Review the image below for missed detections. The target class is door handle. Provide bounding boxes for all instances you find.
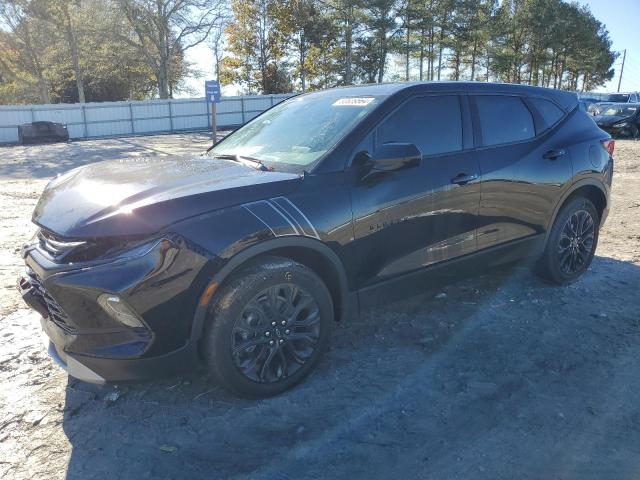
[451,173,478,185]
[543,149,566,160]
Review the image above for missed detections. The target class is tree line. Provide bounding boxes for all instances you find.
[0,0,617,105]
[0,0,225,104]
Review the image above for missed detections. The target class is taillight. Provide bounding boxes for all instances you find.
[601,139,615,156]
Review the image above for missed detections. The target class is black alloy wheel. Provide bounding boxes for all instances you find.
[556,209,596,276]
[231,283,321,383]
[537,196,600,285]
[203,256,332,398]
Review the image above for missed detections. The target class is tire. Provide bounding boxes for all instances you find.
[202,256,333,398]
[630,124,639,140]
[537,196,600,285]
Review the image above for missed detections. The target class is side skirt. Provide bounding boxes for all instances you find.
[357,234,545,310]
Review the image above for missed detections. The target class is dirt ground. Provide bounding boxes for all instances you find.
[0,134,639,480]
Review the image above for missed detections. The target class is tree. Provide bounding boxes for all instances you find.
[323,0,366,86]
[0,0,164,104]
[28,0,90,102]
[116,0,226,98]
[283,0,328,92]
[0,0,620,104]
[221,0,291,94]
[0,0,52,103]
[355,0,401,83]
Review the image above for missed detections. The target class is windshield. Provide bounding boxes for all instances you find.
[209,93,382,168]
[601,106,637,117]
[602,94,630,103]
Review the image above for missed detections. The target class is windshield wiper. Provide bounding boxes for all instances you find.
[209,153,270,171]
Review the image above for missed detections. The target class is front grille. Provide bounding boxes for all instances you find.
[26,268,73,332]
[38,229,86,261]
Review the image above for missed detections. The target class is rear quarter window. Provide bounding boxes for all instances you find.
[475,95,535,146]
[530,97,565,128]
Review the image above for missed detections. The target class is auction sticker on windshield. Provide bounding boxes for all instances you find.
[333,97,375,106]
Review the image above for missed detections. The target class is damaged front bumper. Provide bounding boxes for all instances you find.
[18,236,208,383]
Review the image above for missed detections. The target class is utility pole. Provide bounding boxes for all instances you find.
[617,49,626,93]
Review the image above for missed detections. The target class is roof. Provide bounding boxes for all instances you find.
[598,102,640,107]
[312,81,578,111]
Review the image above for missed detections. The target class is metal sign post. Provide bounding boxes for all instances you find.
[205,80,222,144]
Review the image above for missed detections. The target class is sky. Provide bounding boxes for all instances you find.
[181,0,640,98]
[578,0,640,93]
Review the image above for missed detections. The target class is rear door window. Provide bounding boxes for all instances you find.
[475,95,535,146]
[530,97,565,128]
[377,95,463,156]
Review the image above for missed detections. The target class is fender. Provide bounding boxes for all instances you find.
[545,177,609,241]
[190,236,352,341]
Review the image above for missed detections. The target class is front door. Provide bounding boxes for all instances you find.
[349,94,481,288]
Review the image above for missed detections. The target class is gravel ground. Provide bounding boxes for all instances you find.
[0,134,639,480]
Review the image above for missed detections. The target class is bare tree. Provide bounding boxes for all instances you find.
[117,0,226,98]
[209,6,231,82]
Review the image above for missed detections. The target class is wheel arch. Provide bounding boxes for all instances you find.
[190,237,353,342]
[547,179,608,239]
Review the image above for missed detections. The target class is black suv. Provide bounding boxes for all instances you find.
[19,82,613,397]
[594,103,640,139]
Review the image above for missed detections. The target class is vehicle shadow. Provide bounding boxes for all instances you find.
[60,255,640,479]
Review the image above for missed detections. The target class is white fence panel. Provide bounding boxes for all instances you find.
[87,120,132,138]
[85,105,130,122]
[172,114,208,131]
[0,127,18,143]
[0,93,295,144]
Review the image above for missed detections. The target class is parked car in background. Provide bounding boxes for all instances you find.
[579,92,640,116]
[19,82,614,398]
[581,92,640,103]
[18,121,69,145]
[602,92,640,103]
[587,102,612,116]
[594,104,640,139]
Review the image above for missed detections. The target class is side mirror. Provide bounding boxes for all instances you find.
[371,142,422,172]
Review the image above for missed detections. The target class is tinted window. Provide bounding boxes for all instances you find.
[530,97,565,128]
[378,95,462,156]
[475,95,534,146]
[603,93,629,102]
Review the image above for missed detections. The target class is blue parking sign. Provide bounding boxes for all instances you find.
[205,80,221,103]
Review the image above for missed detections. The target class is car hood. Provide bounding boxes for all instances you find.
[33,156,301,238]
[594,114,629,126]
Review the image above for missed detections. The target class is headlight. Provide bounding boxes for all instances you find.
[613,122,628,128]
[50,234,164,263]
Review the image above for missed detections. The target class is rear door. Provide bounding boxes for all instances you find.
[349,94,481,287]
[471,94,572,249]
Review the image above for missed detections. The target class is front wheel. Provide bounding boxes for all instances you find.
[537,197,600,285]
[202,256,333,398]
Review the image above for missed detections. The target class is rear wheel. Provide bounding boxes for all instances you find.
[202,256,333,398]
[537,197,600,285]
